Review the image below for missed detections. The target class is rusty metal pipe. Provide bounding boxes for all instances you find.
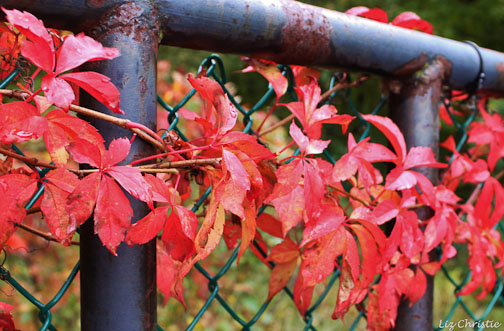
[2,0,504,94]
[78,2,158,330]
[388,59,447,331]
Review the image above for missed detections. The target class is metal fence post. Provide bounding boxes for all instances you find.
[388,58,449,331]
[79,2,158,330]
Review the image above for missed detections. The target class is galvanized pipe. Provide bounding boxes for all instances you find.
[2,0,504,94]
[388,59,447,331]
[78,2,158,330]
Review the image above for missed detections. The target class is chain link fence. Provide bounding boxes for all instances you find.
[0,53,503,330]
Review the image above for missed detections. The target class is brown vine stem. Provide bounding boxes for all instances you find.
[0,89,165,151]
[70,168,179,177]
[138,157,222,169]
[0,146,56,170]
[258,75,369,138]
[331,186,373,208]
[16,223,80,246]
[70,158,221,176]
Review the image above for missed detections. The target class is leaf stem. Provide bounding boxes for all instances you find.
[0,146,56,170]
[137,157,222,169]
[331,186,373,208]
[258,75,368,137]
[16,223,80,246]
[0,89,166,151]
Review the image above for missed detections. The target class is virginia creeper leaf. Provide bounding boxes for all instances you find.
[241,58,288,101]
[94,175,133,255]
[65,172,101,228]
[40,168,80,245]
[55,33,120,75]
[61,71,123,114]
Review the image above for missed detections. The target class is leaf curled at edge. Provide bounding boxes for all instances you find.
[241,57,288,101]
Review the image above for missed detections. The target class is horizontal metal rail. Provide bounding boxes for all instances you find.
[2,0,504,94]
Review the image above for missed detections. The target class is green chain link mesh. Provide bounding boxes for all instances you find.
[0,54,502,330]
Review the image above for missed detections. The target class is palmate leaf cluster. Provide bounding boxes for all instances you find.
[0,6,503,331]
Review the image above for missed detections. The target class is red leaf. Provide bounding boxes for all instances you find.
[219,131,274,160]
[332,133,396,184]
[55,33,120,74]
[194,199,225,261]
[0,301,18,331]
[61,71,123,114]
[237,199,256,263]
[256,213,284,238]
[291,65,320,86]
[144,174,172,203]
[392,12,433,34]
[267,238,299,300]
[268,159,303,200]
[301,227,347,287]
[157,241,184,306]
[213,149,252,219]
[363,114,407,164]
[270,185,304,237]
[367,291,394,330]
[222,149,250,192]
[241,58,288,101]
[3,8,54,72]
[282,79,348,138]
[385,167,417,190]
[161,205,198,262]
[398,211,424,258]
[41,168,80,245]
[293,272,314,315]
[268,237,300,263]
[289,121,329,155]
[345,6,388,23]
[403,146,446,169]
[65,172,101,228]
[0,102,47,144]
[223,219,241,250]
[101,137,130,167]
[474,177,504,229]
[44,109,104,166]
[372,199,399,225]
[349,134,397,163]
[43,121,71,166]
[213,176,247,219]
[66,139,102,168]
[303,160,327,221]
[41,74,75,109]
[126,207,167,246]
[268,258,298,301]
[187,74,237,135]
[301,203,345,246]
[349,223,381,285]
[106,166,153,206]
[405,268,427,304]
[94,175,133,255]
[0,174,37,251]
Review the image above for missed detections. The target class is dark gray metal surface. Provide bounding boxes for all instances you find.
[2,0,504,94]
[78,2,158,330]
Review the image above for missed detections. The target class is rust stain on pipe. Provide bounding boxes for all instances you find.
[277,0,331,64]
